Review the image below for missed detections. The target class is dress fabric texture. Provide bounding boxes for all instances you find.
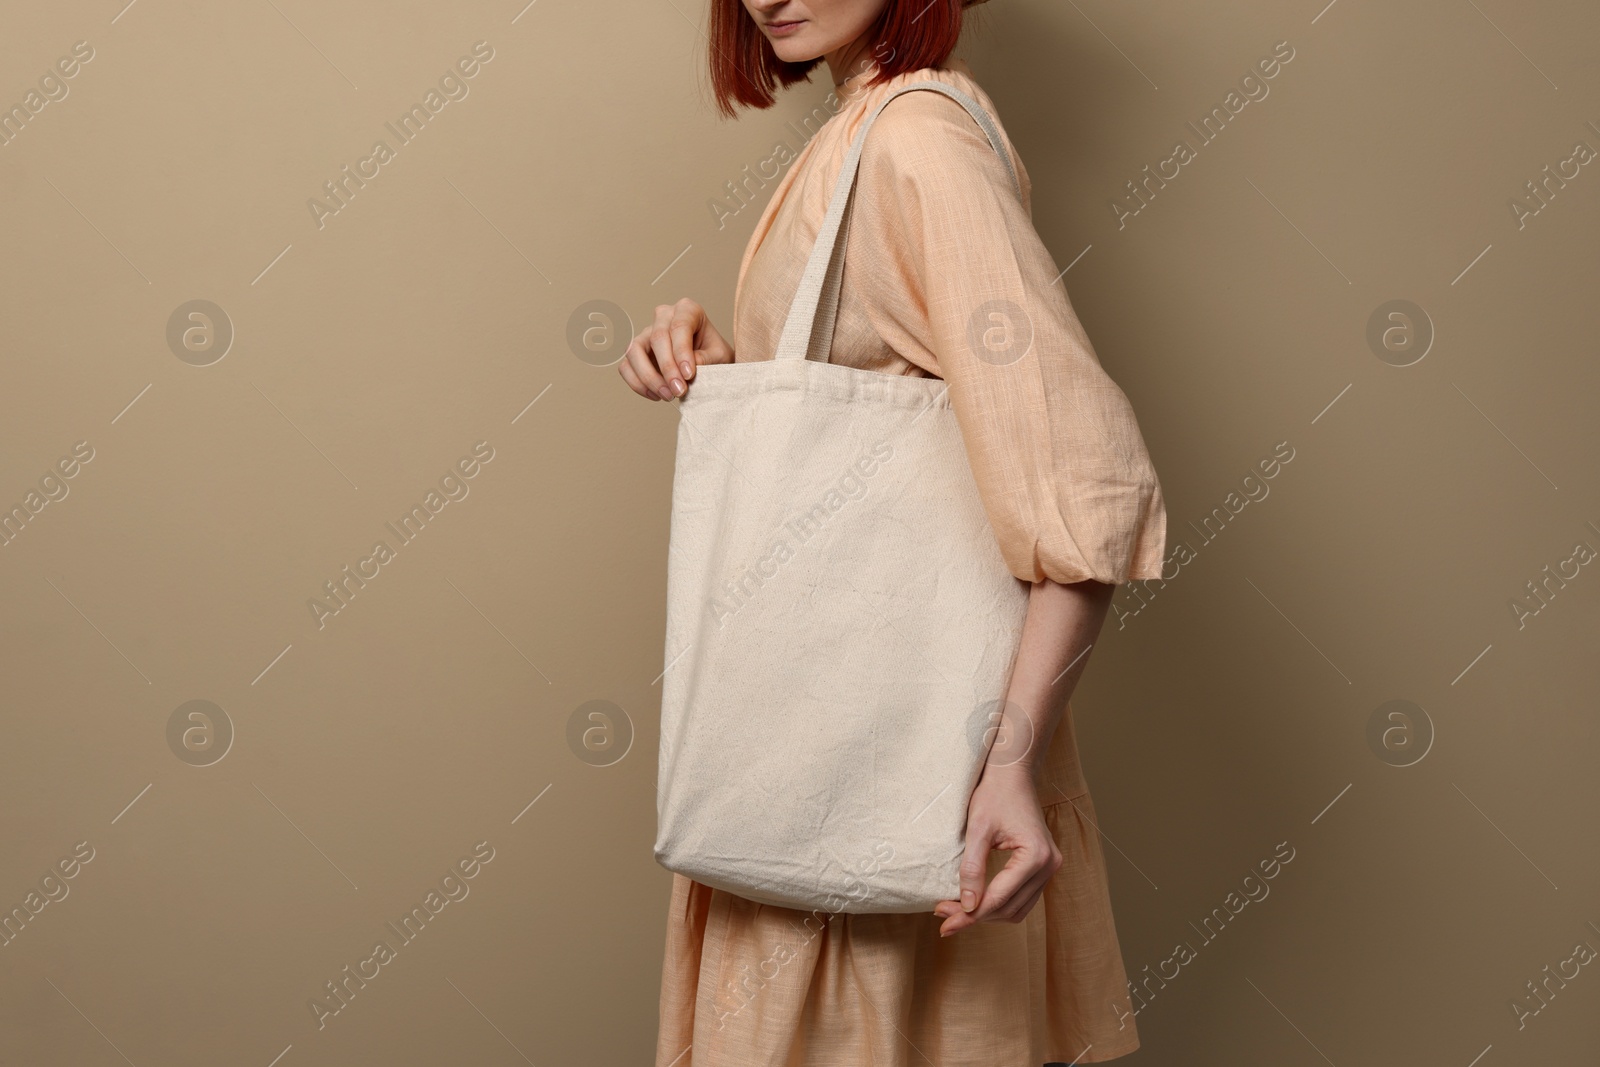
[656,59,1165,1067]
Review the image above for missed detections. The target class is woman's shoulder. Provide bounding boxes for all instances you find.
[859,61,1000,124]
[854,64,1028,197]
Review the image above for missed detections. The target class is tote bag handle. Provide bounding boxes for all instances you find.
[773,79,1023,366]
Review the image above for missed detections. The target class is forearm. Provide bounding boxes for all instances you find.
[983,577,1115,784]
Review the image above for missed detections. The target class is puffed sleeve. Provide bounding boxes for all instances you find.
[849,87,1167,586]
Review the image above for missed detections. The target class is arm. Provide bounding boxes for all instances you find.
[934,576,1113,936]
[847,85,1164,933]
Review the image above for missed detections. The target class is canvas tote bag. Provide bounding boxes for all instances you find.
[655,80,1031,915]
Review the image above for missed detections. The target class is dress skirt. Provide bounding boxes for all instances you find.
[654,701,1141,1066]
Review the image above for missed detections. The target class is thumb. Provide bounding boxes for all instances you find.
[957,817,992,913]
[694,318,734,370]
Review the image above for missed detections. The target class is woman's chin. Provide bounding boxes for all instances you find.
[767,39,823,65]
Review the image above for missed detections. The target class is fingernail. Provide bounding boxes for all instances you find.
[961,890,976,911]
[657,386,673,400]
[940,928,951,937]
[680,361,693,378]
[671,379,685,396]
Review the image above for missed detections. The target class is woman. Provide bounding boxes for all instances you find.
[621,1,1167,1063]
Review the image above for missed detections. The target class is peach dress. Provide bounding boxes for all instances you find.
[656,59,1167,1067]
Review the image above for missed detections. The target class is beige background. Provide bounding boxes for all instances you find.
[2,0,1597,1064]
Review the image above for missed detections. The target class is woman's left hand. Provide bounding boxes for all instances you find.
[933,763,1062,936]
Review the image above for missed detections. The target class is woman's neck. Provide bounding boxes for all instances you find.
[826,36,879,88]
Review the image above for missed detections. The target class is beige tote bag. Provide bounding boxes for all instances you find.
[655,80,1031,915]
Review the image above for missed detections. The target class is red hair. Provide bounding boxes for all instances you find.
[707,0,973,117]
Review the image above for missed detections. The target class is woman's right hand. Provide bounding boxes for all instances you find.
[619,298,734,401]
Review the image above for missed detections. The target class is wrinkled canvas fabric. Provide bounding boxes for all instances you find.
[655,82,1030,915]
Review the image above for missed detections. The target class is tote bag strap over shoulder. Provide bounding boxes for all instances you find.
[774,78,1022,366]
